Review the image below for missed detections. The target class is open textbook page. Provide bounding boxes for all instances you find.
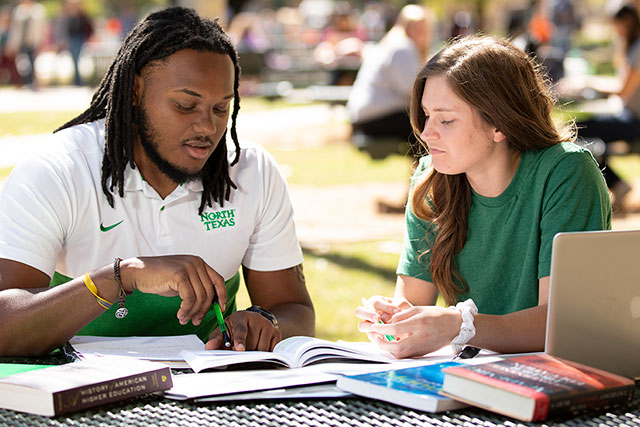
[180,336,394,372]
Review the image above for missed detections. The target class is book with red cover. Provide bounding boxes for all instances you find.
[441,353,635,422]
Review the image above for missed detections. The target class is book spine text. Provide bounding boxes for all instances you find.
[53,368,172,415]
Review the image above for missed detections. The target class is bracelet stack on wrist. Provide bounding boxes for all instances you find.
[113,257,131,319]
[449,298,478,354]
[81,273,113,310]
[245,305,279,329]
[81,259,132,319]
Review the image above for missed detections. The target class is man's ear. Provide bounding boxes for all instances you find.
[133,74,144,107]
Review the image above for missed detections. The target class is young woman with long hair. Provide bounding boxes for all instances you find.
[356,35,611,358]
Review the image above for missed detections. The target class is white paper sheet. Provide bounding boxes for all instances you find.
[165,367,338,399]
[69,335,205,368]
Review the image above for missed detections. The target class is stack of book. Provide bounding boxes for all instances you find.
[440,354,636,421]
[337,361,467,413]
[336,353,636,421]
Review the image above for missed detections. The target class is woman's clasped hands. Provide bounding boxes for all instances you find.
[356,296,463,359]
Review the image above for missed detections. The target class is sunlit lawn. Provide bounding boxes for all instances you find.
[0,111,81,136]
[0,97,309,137]
[270,145,411,186]
[234,242,402,342]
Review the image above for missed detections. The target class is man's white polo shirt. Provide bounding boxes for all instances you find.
[0,119,303,284]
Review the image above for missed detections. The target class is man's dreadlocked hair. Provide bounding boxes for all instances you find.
[55,7,241,214]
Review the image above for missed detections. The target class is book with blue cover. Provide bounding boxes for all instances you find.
[336,361,467,412]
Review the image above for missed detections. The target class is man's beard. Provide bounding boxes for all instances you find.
[135,106,203,185]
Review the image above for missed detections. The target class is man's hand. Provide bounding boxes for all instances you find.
[121,255,226,327]
[205,310,281,351]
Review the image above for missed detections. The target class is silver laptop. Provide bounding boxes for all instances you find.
[545,230,640,379]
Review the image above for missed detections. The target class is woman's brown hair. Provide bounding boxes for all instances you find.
[408,35,575,305]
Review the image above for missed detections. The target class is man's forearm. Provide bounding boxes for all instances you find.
[271,302,315,339]
[0,278,110,356]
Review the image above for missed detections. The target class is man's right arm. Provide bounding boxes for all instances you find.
[0,255,227,357]
[0,258,115,356]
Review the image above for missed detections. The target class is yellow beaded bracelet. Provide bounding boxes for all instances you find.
[82,273,113,310]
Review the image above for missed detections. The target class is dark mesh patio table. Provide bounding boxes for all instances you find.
[1,387,638,426]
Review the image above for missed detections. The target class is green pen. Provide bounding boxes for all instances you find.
[362,298,396,342]
[213,295,232,348]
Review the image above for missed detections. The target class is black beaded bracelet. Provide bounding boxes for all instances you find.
[245,305,279,329]
[113,257,130,319]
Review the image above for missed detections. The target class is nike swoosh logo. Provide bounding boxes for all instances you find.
[100,220,124,232]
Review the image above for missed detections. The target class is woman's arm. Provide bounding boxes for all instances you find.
[393,274,438,305]
[367,275,550,358]
[470,276,549,353]
[618,68,640,102]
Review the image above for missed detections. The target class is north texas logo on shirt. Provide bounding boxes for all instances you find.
[200,209,236,231]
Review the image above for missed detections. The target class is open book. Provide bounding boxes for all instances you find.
[179,336,393,372]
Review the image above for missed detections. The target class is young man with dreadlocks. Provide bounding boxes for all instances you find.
[0,7,314,356]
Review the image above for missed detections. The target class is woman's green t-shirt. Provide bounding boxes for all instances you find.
[397,142,611,315]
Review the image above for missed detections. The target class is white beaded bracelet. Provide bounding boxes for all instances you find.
[449,299,478,354]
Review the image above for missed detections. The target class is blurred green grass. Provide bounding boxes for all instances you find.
[269,145,411,186]
[234,241,402,342]
[0,98,303,137]
[0,111,81,136]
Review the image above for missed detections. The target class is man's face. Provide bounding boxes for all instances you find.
[132,49,235,185]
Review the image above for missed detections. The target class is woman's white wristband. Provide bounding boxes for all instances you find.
[449,299,478,354]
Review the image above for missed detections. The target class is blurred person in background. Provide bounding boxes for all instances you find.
[448,10,475,40]
[557,2,639,212]
[506,8,538,55]
[347,4,434,148]
[347,4,434,213]
[6,0,46,88]
[60,0,93,86]
[550,0,580,75]
[0,6,21,85]
[227,11,271,53]
[118,1,138,40]
[359,1,393,42]
[313,1,366,85]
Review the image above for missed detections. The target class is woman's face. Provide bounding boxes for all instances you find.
[419,75,503,177]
